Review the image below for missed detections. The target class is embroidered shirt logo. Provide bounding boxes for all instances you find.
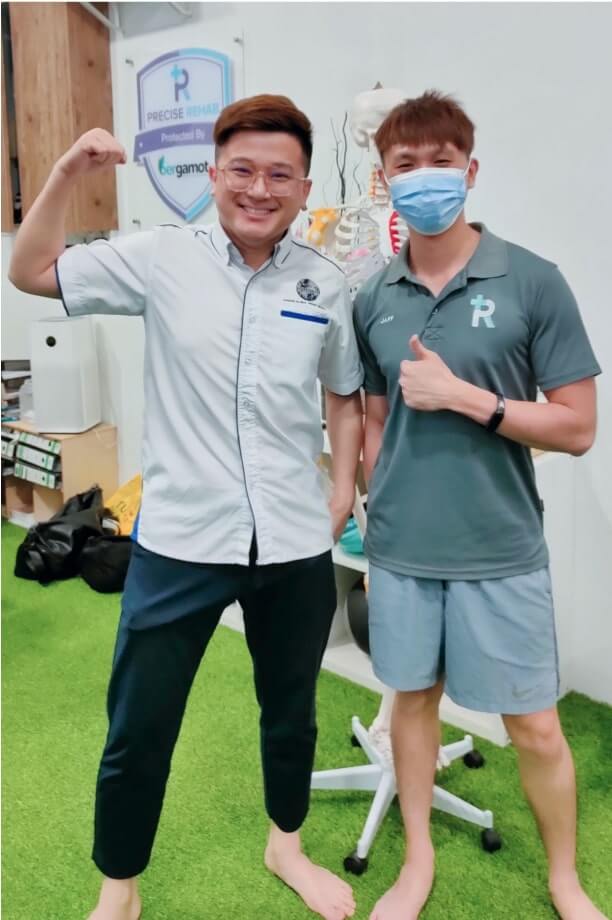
[380,314,395,325]
[296,278,320,302]
[471,294,496,328]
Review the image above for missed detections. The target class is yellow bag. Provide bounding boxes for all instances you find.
[104,475,142,536]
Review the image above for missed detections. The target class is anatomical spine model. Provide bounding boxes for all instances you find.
[306,84,409,296]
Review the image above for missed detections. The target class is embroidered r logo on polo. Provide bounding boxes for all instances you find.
[296,278,320,302]
[471,294,496,328]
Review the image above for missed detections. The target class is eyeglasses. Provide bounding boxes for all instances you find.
[217,165,308,197]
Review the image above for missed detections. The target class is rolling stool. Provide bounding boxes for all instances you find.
[312,580,502,874]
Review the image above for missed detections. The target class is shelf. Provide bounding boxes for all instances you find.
[332,545,368,574]
[2,420,118,523]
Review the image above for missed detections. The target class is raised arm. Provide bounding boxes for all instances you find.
[8,129,126,297]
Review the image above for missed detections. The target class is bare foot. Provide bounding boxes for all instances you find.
[87,877,142,920]
[550,873,609,919]
[265,838,355,920]
[369,845,435,920]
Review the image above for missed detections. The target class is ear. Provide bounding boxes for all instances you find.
[466,157,479,190]
[377,166,388,188]
[301,177,313,210]
[208,164,218,196]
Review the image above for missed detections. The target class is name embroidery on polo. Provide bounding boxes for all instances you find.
[379,314,395,325]
[471,294,496,328]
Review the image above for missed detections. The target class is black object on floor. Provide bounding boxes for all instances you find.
[14,486,104,585]
[80,534,133,593]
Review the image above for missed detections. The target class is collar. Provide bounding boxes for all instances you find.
[384,223,509,286]
[210,220,293,269]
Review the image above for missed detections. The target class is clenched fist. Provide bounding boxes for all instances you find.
[55,128,127,180]
[399,335,458,411]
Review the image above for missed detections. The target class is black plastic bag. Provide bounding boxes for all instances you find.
[79,534,133,593]
[14,486,104,585]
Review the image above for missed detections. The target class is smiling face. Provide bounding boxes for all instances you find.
[209,130,312,260]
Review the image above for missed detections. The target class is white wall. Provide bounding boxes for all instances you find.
[2,2,611,699]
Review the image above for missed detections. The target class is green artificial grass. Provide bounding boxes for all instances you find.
[2,520,611,920]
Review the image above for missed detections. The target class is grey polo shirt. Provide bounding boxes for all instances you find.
[56,221,363,565]
[353,224,601,580]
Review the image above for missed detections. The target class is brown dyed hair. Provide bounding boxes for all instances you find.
[214,94,313,173]
[375,90,475,164]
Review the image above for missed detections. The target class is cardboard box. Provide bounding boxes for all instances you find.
[32,484,65,522]
[2,476,34,517]
[3,420,118,522]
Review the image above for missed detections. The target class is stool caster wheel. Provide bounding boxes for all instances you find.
[350,733,360,748]
[464,749,485,769]
[481,829,502,853]
[344,851,369,875]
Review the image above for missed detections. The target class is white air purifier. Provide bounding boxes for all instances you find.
[30,316,102,433]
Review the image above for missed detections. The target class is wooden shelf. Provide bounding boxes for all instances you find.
[2,420,118,522]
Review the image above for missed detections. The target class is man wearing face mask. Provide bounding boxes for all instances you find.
[352,91,604,920]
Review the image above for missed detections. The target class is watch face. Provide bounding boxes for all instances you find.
[487,394,505,431]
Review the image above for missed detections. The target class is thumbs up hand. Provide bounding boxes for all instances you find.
[409,335,431,361]
[399,335,458,411]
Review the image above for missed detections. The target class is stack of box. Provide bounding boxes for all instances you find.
[12,432,62,490]
[1,429,63,525]
[1,428,19,478]
[1,360,31,423]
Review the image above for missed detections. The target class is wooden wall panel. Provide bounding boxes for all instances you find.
[9,2,117,234]
[67,2,117,232]
[10,4,74,218]
[1,69,13,231]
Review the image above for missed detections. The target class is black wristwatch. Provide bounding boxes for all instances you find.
[486,393,506,432]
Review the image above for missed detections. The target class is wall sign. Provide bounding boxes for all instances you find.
[133,48,232,221]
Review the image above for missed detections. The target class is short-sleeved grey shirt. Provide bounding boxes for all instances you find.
[353,224,601,580]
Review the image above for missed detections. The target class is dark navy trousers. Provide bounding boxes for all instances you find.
[92,541,337,879]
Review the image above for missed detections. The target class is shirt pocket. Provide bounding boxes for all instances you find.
[266,308,329,384]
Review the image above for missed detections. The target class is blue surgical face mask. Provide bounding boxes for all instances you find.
[386,163,471,236]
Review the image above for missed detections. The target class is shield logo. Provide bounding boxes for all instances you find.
[296,279,321,302]
[134,48,232,221]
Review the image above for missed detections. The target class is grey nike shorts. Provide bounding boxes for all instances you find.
[368,565,560,715]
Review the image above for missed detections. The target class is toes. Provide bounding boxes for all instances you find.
[327,896,356,920]
[326,908,344,920]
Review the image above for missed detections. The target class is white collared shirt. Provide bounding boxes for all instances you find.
[56,222,363,564]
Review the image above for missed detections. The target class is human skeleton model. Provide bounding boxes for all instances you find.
[306,85,409,297]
